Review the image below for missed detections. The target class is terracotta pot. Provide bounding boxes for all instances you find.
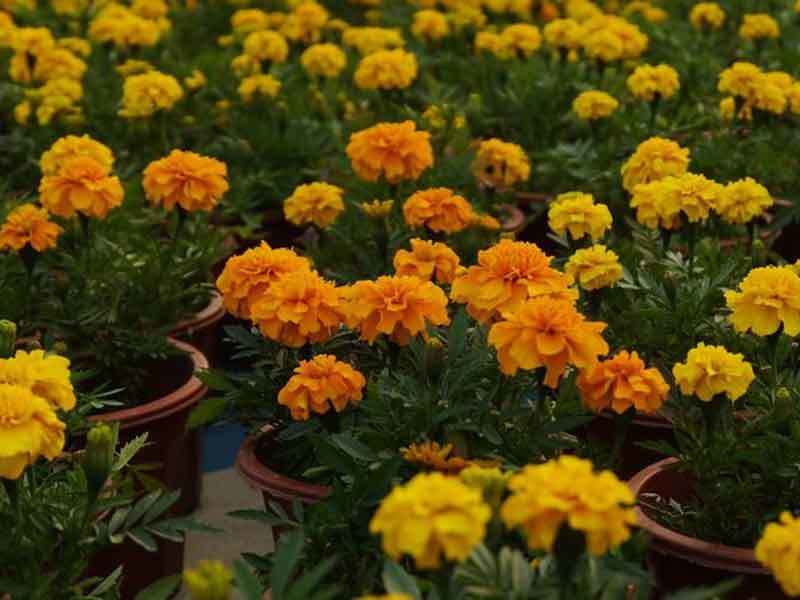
[499,203,525,234]
[171,291,225,365]
[629,458,786,599]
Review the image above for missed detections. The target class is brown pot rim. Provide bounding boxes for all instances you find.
[236,427,330,504]
[628,457,767,575]
[90,338,208,430]
[171,291,225,336]
[499,203,525,233]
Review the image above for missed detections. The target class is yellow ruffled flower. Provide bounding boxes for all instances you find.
[572,90,619,120]
[184,69,207,91]
[115,59,154,77]
[548,192,612,242]
[501,456,636,555]
[119,71,183,118]
[32,48,86,82]
[393,238,460,284]
[300,43,347,77]
[354,48,418,90]
[230,8,270,34]
[0,350,75,411]
[756,512,800,597]
[403,188,475,234]
[620,137,690,193]
[342,26,405,55]
[472,138,530,189]
[0,204,62,253]
[57,37,91,57]
[672,343,754,402]
[238,74,281,102]
[663,172,723,223]
[11,26,55,56]
[243,30,289,63]
[564,244,622,291]
[412,9,450,40]
[447,5,488,30]
[39,157,124,219]
[543,18,584,53]
[501,23,542,57]
[283,182,345,228]
[689,2,725,30]
[277,354,365,420]
[360,199,394,218]
[231,54,262,78]
[715,177,773,225]
[14,101,31,126]
[719,96,736,121]
[629,179,680,230]
[281,1,329,43]
[346,121,433,184]
[41,135,113,176]
[89,7,161,48]
[143,150,229,213]
[578,350,668,414]
[474,31,514,60]
[725,266,800,337]
[183,560,233,600]
[739,13,780,40]
[627,63,680,102]
[369,472,491,569]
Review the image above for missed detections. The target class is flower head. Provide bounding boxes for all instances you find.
[755,512,800,597]
[342,26,405,55]
[243,30,288,63]
[572,90,619,120]
[40,135,114,176]
[277,354,366,420]
[725,266,800,337]
[577,350,668,414]
[488,296,608,386]
[369,472,491,569]
[394,239,460,284]
[0,350,75,412]
[739,13,779,40]
[119,71,183,118]
[0,204,63,252]
[354,49,418,90]
[715,177,773,224]
[412,10,450,40]
[672,343,755,402]
[402,441,470,473]
[183,560,233,600]
[143,150,229,212]
[346,121,433,184]
[39,157,124,219]
[627,64,680,102]
[501,23,542,56]
[238,74,281,102]
[565,244,622,291]
[361,199,394,218]
[472,138,531,189]
[403,188,475,234]
[500,456,636,555]
[690,3,725,30]
[663,172,723,223]
[621,137,690,192]
[301,43,347,77]
[547,192,612,241]
[284,182,344,229]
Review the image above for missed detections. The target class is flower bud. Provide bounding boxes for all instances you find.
[775,387,794,422]
[83,423,117,500]
[184,561,233,600]
[0,321,17,359]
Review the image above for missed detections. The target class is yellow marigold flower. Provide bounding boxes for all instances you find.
[447,5,488,30]
[548,192,612,242]
[472,138,530,189]
[230,8,270,34]
[0,350,75,411]
[89,9,161,48]
[32,48,86,82]
[11,26,54,56]
[573,90,619,120]
[672,343,754,402]
[564,244,622,291]
[718,61,764,102]
[715,177,773,224]
[183,561,232,599]
[627,64,680,102]
[787,83,800,115]
[52,0,89,15]
[756,512,800,597]
[131,0,167,19]
[115,59,154,77]
[343,275,450,345]
[230,54,261,78]
[621,137,690,193]
[342,26,405,55]
[543,18,584,51]
[277,354,365,420]
[326,17,349,31]
[689,2,725,30]
[251,270,345,347]
[354,48,418,90]
[474,31,513,60]
[39,157,124,219]
[412,10,449,40]
[14,101,31,126]
[719,96,736,121]
[459,465,510,499]
[281,1,329,43]
[402,441,471,473]
[0,383,65,479]
[500,456,636,555]
[663,172,723,223]
[629,179,679,230]
[243,30,289,63]
[0,204,62,253]
[143,150,228,213]
[357,596,412,600]
[394,239,460,284]
[739,13,780,40]
[577,350,668,414]
[488,296,607,385]
[184,69,207,91]
[238,74,281,102]
[346,121,433,183]
[119,71,182,118]
[725,266,800,337]
[583,28,623,62]
[216,242,311,319]
[501,23,541,56]
[361,199,394,218]
[300,43,347,77]
[369,472,491,569]
[403,188,475,234]
[451,239,575,323]
[40,135,113,176]
[284,182,344,228]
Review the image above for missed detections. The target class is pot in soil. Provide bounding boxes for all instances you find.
[498,203,525,234]
[628,458,785,599]
[171,291,226,365]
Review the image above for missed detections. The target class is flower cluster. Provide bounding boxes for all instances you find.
[277,354,366,420]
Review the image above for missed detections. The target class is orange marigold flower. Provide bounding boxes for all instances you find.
[277,354,366,420]
[283,182,345,228]
[250,270,345,348]
[215,242,312,319]
[39,157,124,219]
[0,204,63,252]
[142,150,229,212]
[346,121,434,184]
[343,275,450,345]
[40,134,114,176]
[394,238,460,284]
[577,350,669,414]
[402,441,470,473]
[488,296,608,387]
[403,188,475,234]
[451,239,577,323]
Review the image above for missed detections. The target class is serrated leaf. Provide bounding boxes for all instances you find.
[382,561,421,600]
[132,574,181,600]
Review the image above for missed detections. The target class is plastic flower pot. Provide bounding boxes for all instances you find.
[499,203,525,233]
[171,291,226,365]
[628,458,786,599]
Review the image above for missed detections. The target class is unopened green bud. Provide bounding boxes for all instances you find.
[0,321,17,359]
[184,561,233,600]
[84,423,117,500]
[52,341,68,356]
[775,387,794,422]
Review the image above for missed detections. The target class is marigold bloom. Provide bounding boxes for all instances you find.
[119,71,183,118]
[573,90,619,120]
[629,179,680,229]
[501,23,542,56]
[689,2,725,30]
[250,270,345,347]
[578,350,668,414]
[283,182,345,228]
[621,137,690,193]
[243,30,289,63]
[116,58,154,77]
[184,69,207,91]
[230,8,270,33]
[32,48,86,82]
[281,1,329,44]
[215,242,312,319]
[739,13,780,40]
[238,74,281,102]
[354,49,418,90]
[183,561,233,600]
[756,512,800,597]
[472,138,530,189]
[231,54,261,78]
[474,31,514,59]
[412,10,449,40]
[660,172,723,223]
[719,96,736,121]
[89,8,161,48]
[0,383,65,479]
[403,188,474,234]
[342,26,405,55]
[489,296,608,386]
[346,121,433,184]
[548,192,612,241]
[40,135,113,176]
[300,43,347,77]
[627,64,680,102]
[500,456,636,555]
[672,343,754,402]
[402,441,470,473]
[11,27,55,56]
[451,239,576,323]
[361,199,394,218]
[565,245,622,291]
[543,18,584,52]
[343,275,450,345]
[725,266,800,337]
[143,150,228,212]
[369,472,491,569]
[0,350,75,411]
[394,239,460,284]
[715,177,773,225]
[277,354,365,420]
[718,62,765,103]
[39,157,124,219]
[0,204,63,253]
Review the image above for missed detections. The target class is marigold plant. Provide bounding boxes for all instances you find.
[672,343,755,402]
[725,266,800,337]
[472,138,530,189]
[577,350,668,414]
[621,137,690,192]
[564,244,622,291]
[346,121,434,183]
[402,188,474,234]
[393,239,460,284]
[143,150,229,213]
[39,157,124,219]
[755,512,800,597]
[0,204,62,252]
[547,192,612,242]
[283,182,345,229]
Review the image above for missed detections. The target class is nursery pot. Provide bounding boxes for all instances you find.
[499,203,525,234]
[171,291,226,365]
[628,458,786,599]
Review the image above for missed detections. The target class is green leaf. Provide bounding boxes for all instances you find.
[188,397,228,429]
[125,490,162,529]
[665,579,741,600]
[142,489,181,524]
[331,432,377,461]
[132,574,182,600]
[128,528,158,552]
[113,434,149,473]
[89,565,123,596]
[234,559,265,600]
[270,530,305,599]
[382,560,421,600]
